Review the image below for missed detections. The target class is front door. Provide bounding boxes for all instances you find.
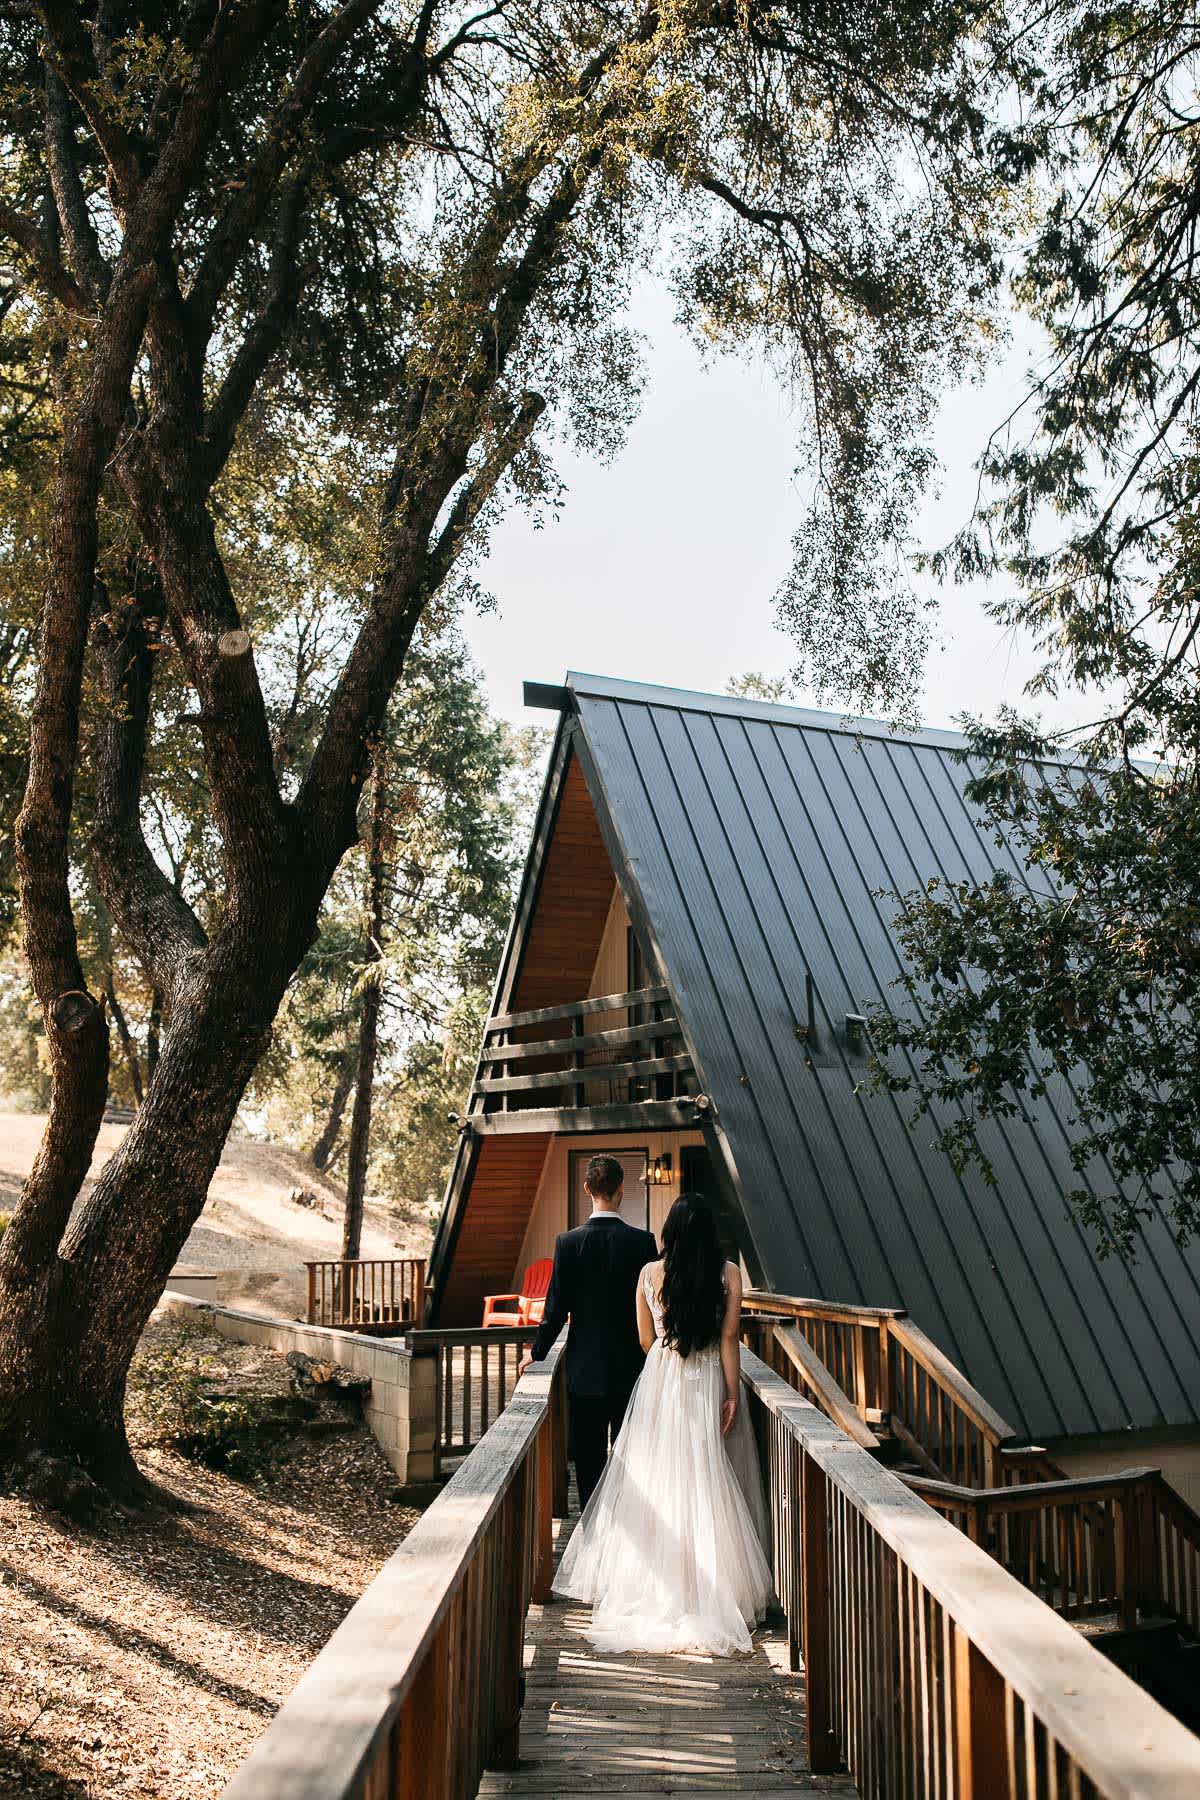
[569,1148,649,1230]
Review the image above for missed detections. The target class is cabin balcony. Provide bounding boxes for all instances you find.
[465,983,706,1134]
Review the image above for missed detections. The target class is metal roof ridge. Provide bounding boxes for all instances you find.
[562,671,987,754]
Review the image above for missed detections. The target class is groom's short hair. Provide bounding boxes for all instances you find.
[584,1154,624,1200]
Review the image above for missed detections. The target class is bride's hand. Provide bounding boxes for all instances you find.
[720,1393,737,1436]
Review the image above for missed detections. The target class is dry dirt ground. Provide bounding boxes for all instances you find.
[0,1318,420,1800]
[0,1108,433,1318]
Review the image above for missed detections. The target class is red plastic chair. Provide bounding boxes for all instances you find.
[482,1258,554,1327]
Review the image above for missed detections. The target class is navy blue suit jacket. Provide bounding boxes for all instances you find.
[529,1213,657,1396]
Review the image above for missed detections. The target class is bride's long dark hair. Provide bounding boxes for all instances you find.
[660,1193,727,1358]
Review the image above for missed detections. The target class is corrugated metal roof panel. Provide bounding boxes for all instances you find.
[569,674,1200,1440]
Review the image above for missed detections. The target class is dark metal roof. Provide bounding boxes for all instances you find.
[567,672,1200,1442]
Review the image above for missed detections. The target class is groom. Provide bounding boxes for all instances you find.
[519,1153,657,1510]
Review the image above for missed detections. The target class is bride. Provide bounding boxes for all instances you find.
[555,1192,773,1654]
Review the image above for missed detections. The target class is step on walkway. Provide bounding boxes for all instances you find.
[478,1509,859,1798]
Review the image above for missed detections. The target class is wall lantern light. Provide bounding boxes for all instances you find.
[651,1152,674,1186]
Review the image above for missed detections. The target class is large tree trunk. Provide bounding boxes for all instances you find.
[0,949,290,1492]
[341,748,388,1261]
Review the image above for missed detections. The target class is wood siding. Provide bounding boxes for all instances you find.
[437,1133,553,1327]
[509,751,613,1015]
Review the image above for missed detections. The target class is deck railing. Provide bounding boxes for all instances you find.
[220,1334,568,1800]
[474,984,694,1111]
[745,1289,1061,1487]
[407,1325,546,1476]
[906,1465,1200,1639]
[741,1346,1200,1800]
[305,1258,426,1332]
[219,1336,1200,1800]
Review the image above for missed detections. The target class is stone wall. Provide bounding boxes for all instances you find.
[156,1290,436,1485]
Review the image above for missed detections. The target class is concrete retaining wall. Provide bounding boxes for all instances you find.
[156,1291,436,1485]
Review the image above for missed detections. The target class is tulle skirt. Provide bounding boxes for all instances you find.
[554,1340,774,1654]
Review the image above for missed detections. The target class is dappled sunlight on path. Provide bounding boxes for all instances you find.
[477,1507,859,1798]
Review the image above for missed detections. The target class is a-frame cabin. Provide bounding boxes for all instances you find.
[427,673,1200,1492]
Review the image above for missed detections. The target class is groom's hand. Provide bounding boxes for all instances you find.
[720,1395,738,1436]
[518,1353,535,1378]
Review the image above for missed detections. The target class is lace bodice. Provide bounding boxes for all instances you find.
[642,1261,728,1346]
[642,1263,667,1338]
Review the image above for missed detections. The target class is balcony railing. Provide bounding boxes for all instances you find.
[471,984,696,1116]
[305,1258,426,1333]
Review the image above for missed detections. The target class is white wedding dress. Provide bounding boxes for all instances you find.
[555,1263,773,1654]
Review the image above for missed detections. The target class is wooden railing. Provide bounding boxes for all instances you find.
[1148,1474,1200,1642]
[306,1258,426,1333]
[742,1311,879,1450]
[903,1466,1200,1639]
[908,1468,1147,1623]
[745,1289,1061,1488]
[475,984,693,1110]
[407,1326,543,1476]
[220,1334,568,1800]
[741,1346,1200,1800]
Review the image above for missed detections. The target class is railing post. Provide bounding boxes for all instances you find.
[982,1438,998,1489]
[397,1616,451,1800]
[878,1319,892,1423]
[573,1011,586,1108]
[801,1452,839,1774]
[407,1340,439,1486]
[490,1452,530,1770]
[551,1364,570,1517]
[305,1262,316,1326]
[953,1625,1009,1800]
[533,1410,555,1602]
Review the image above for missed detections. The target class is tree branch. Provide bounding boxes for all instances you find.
[35,0,146,209]
[202,174,310,478]
[43,66,110,301]
[91,567,209,1002]
[187,0,388,335]
[0,200,87,311]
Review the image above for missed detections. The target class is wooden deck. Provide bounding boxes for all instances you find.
[478,1505,859,1799]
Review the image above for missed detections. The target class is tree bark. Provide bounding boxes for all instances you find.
[310,1052,355,1172]
[146,987,162,1081]
[341,747,388,1261]
[0,939,299,1489]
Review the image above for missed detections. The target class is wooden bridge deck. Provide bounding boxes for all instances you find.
[478,1508,859,1799]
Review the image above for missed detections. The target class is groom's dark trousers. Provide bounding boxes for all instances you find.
[528,1212,658,1512]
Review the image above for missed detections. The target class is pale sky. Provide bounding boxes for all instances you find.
[466,278,1098,737]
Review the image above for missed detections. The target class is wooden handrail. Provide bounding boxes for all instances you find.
[408,1325,535,1347]
[902,1468,1158,1510]
[220,1333,567,1800]
[740,1348,1200,1799]
[746,1286,1058,1489]
[744,1287,906,1324]
[485,984,670,1032]
[764,1322,879,1451]
[475,1050,692,1095]
[478,1017,678,1062]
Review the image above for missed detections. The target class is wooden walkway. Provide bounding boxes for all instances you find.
[478,1508,859,1799]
